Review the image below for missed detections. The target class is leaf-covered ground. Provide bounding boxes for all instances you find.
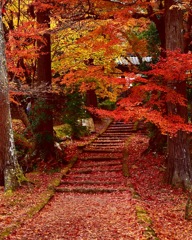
[5,192,145,239]
[125,134,192,240]
[1,121,192,239]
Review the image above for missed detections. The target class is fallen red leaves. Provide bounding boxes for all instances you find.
[5,192,145,239]
[126,134,192,239]
[0,171,61,237]
[2,121,192,239]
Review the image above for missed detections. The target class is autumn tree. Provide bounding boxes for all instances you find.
[122,0,192,188]
[0,4,25,191]
[31,0,55,161]
[124,0,192,188]
[4,0,57,162]
[100,0,192,189]
[164,0,192,188]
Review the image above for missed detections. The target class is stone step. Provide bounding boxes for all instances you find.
[94,139,124,142]
[97,137,129,140]
[63,174,124,181]
[83,148,122,152]
[106,127,135,131]
[91,143,124,147]
[99,137,130,140]
[111,121,134,124]
[108,125,134,128]
[106,126,135,128]
[79,157,122,162]
[60,180,122,185]
[91,141,124,144]
[102,132,134,135]
[78,153,122,159]
[71,167,122,174]
[91,142,124,146]
[110,124,134,127]
[97,136,129,140]
[78,160,122,168]
[67,170,123,178]
[85,143,124,147]
[105,132,135,135]
[84,148,124,152]
[56,186,127,193]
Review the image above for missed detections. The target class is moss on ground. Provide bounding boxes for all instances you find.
[54,124,72,138]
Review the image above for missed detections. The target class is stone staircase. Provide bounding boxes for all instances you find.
[56,121,145,194]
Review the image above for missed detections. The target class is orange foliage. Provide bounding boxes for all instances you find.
[90,50,192,136]
[149,51,192,82]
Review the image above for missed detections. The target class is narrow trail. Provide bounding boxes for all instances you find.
[6,121,148,240]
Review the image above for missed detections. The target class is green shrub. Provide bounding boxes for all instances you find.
[98,99,116,110]
[62,91,90,138]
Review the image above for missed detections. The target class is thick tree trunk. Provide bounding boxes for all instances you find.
[34,8,55,161]
[85,89,98,120]
[144,124,167,154]
[0,9,25,191]
[165,0,184,51]
[165,0,192,188]
[167,131,192,188]
[85,90,98,108]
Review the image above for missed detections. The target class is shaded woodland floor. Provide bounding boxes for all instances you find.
[1,120,192,239]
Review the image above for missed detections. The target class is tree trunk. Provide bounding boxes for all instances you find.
[85,90,98,120]
[167,131,192,188]
[0,8,25,191]
[165,0,192,188]
[85,90,98,108]
[144,124,167,155]
[165,0,184,51]
[34,7,55,161]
